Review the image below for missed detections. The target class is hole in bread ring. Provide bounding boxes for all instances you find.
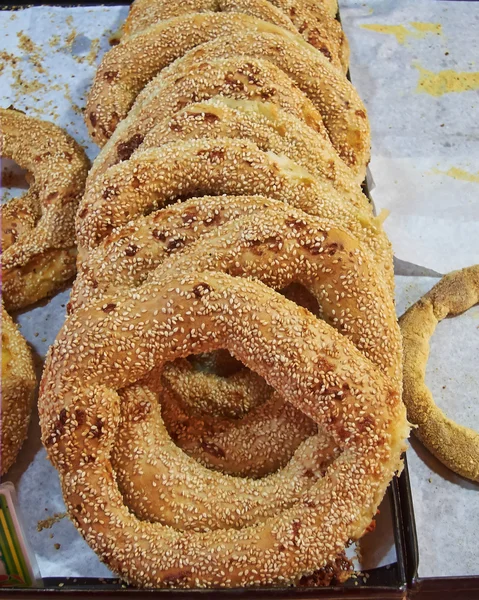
[40,271,408,588]
[400,265,479,482]
[74,196,401,485]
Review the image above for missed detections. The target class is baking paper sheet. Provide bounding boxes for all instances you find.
[341,0,479,275]
[1,0,478,584]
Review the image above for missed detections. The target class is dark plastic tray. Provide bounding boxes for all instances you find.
[1,1,415,597]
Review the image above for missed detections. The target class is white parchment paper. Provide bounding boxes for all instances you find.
[1,0,478,584]
[340,0,479,275]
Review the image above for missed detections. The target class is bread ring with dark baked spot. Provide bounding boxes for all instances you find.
[85,15,368,173]
[1,305,37,475]
[86,13,324,146]
[122,0,348,72]
[400,265,479,481]
[155,29,368,175]
[71,194,399,479]
[86,56,331,184]
[39,270,408,588]
[134,97,365,208]
[75,139,391,291]
[108,201,402,518]
[1,109,89,311]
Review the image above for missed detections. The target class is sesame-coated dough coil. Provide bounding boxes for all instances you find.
[85,15,369,175]
[39,271,408,588]
[85,57,335,190]
[86,21,370,178]
[86,13,314,146]
[133,97,366,208]
[400,265,479,482]
[108,199,402,524]
[1,305,37,475]
[154,29,369,175]
[122,0,348,72]
[75,139,391,292]
[0,109,89,311]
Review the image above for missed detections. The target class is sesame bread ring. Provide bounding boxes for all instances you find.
[150,29,369,175]
[85,13,323,146]
[40,271,408,588]
[123,0,298,39]
[75,140,391,290]
[1,109,90,311]
[136,97,365,207]
[87,19,369,175]
[72,195,399,479]
[1,305,37,475]
[85,57,332,189]
[76,196,400,384]
[122,0,347,71]
[400,265,479,481]
[110,203,402,515]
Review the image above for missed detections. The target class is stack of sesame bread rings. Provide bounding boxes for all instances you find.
[39,0,410,589]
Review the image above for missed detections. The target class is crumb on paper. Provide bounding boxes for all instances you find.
[37,512,68,531]
[64,29,77,52]
[54,543,61,550]
[86,38,100,65]
[63,83,83,115]
[49,34,60,48]
[17,31,45,74]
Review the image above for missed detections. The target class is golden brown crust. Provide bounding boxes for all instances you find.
[71,190,399,477]
[122,0,347,72]
[86,13,320,146]
[400,265,479,481]
[123,0,298,39]
[39,270,408,587]
[106,198,402,520]
[0,109,90,311]
[115,373,335,531]
[85,16,368,173]
[85,57,332,189]
[1,305,37,475]
[162,354,272,420]
[158,30,368,174]
[159,374,315,477]
[75,140,391,293]
[135,97,365,206]
[268,0,348,70]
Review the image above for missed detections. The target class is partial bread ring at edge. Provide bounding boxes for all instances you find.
[399,265,479,482]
